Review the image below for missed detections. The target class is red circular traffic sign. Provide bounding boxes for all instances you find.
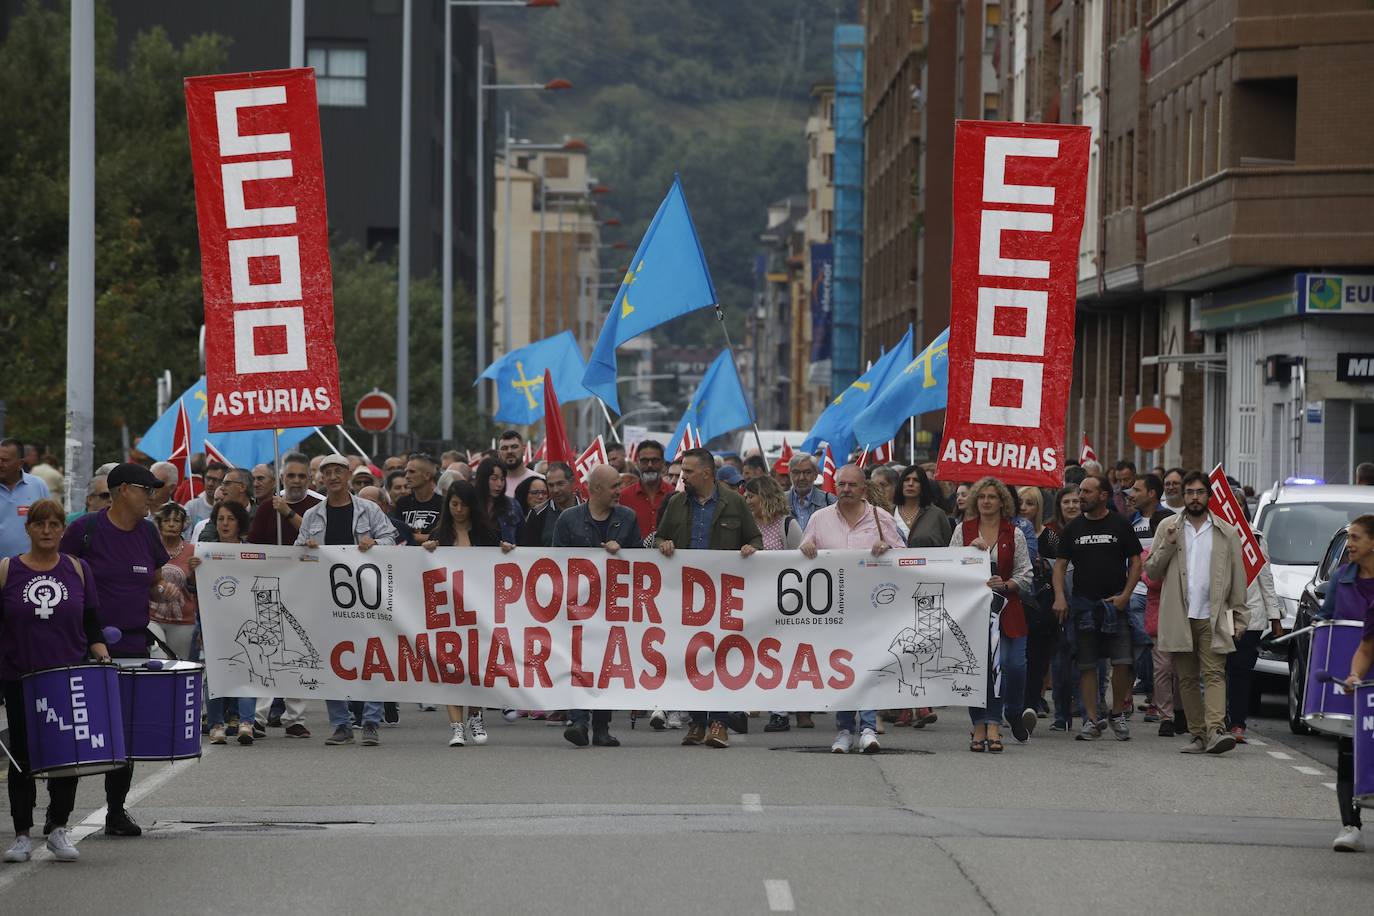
[1128,406,1173,451]
[354,390,397,433]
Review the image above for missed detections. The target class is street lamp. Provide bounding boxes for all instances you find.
[442,0,564,440]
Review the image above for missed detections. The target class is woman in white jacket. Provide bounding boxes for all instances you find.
[1225,530,1284,744]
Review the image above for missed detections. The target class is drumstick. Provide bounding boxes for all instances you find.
[0,734,24,774]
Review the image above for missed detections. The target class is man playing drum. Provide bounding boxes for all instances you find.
[0,498,112,863]
[1331,515,1374,852]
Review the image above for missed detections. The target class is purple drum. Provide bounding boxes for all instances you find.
[117,660,204,761]
[21,664,128,778]
[1304,620,1364,736]
[1354,682,1374,808]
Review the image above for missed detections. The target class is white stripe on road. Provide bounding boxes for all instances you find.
[742,793,763,813]
[764,879,795,912]
[1294,765,1326,776]
[1324,782,1338,791]
[1268,751,1293,760]
[1246,737,1267,746]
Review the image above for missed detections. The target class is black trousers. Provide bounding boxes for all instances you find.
[569,710,612,728]
[1338,736,1365,829]
[3,680,79,834]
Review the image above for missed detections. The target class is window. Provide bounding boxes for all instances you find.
[822,152,833,180]
[1215,91,1224,172]
[543,155,569,178]
[307,43,367,108]
[1124,130,1134,205]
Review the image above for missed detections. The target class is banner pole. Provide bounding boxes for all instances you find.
[334,425,374,464]
[312,426,343,455]
[713,304,766,458]
[909,416,915,465]
[273,428,283,546]
[597,399,622,443]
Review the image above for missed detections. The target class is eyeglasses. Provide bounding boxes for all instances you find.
[93,491,112,501]
[1183,488,1209,497]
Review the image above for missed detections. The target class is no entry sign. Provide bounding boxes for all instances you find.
[355,390,397,433]
[1128,406,1173,451]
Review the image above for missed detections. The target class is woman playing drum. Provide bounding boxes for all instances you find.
[1332,515,1374,853]
[0,498,111,863]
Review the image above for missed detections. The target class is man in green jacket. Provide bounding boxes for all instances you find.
[653,447,763,748]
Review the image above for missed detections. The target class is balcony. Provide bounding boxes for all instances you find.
[1142,164,1374,291]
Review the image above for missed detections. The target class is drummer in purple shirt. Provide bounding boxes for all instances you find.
[1,498,110,863]
[58,462,171,839]
[1326,515,1374,853]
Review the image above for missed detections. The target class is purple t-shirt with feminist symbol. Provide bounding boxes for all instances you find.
[59,510,169,657]
[0,554,101,680]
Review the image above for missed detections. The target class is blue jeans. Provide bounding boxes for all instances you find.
[970,633,1027,726]
[207,696,256,727]
[328,699,383,727]
[836,710,877,733]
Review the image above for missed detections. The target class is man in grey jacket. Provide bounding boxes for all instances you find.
[296,454,398,746]
[552,464,643,748]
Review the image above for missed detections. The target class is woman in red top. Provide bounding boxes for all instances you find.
[149,502,197,662]
[949,477,1034,752]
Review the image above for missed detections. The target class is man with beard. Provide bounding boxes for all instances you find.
[618,439,672,538]
[1145,471,1248,755]
[520,462,579,547]
[497,430,541,497]
[605,442,627,473]
[396,452,442,545]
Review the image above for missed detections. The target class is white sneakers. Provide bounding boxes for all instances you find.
[831,729,854,753]
[1334,825,1365,852]
[666,711,684,730]
[502,708,520,722]
[649,709,667,730]
[3,834,32,863]
[468,713,488,745]
[859,727,881,754]
[46,828,79,862]
[448,722,466,747]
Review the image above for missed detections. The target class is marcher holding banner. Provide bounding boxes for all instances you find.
[652,448,762,749]
[1328,515,1374,851]
[1,499,110,863]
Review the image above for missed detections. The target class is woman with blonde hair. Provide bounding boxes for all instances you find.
[950,476,1033,752]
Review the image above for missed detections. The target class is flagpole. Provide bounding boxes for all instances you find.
[596,399,622,444]
[334,425,374,464]
[273,428,283,546]
[312,427,343,455]
[712,305,766,457]
[908,416,915,466]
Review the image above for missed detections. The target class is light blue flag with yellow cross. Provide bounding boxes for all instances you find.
[479,330,596,426]
[799,325,913,457]
[851,328,950,450]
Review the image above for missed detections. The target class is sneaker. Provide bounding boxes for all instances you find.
[361,723,381,746]
[383,703,400,727]
[325,725,354,746]
[104,808,141,837]
[45,827,79,862]
[252,722,266,739]
[448,722,466,747]
[681,723,706,746]
[1010,708,1034,743]
[1180,736,1206,754]
[1049,720,1068,733]
[237,723,254,746]
[1333,825,1365,852]
[421,704,438,712]
[285,723,310,738]
[564,720,590,747]
[764,713,790,732]
[209,724,227,745]
[1205,730,1236,755]
[831,729,854,753]
[704,721,730,748]
[591,728,621,747]
[859,727,881,754]
[502,708,520,722]
[267,712,283,728]
[796,712,816,729]
[1075,720,1101,741]
[914,708,938,728]
[468,713,488,745]
[894,709,914,727]
[1108,714,1131,741]
[1143,705,1161,723]
[666,711,685,730]
[1230,725,1247,744]
[649,709,667,730]
[1158,720,1176,737]
[3,835,32,863]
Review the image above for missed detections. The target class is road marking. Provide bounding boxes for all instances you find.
[764,879,795,912]
[0,759,197,891]
[1246,737,1267,747]
[1294,765,1326,776]
[1324,782,1338,791]
[742,793,763,813]
[1268,751,1293,760]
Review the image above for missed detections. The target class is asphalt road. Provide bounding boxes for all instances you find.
[0,697,1365,915]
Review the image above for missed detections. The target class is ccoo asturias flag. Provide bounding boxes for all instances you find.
[479,331,596,426]
[799,326,913,456]
[138,377,311,468]
[582,174,718,413]
[666,350,754,459]
[851,328,949,450]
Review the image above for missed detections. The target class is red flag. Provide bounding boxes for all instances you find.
[204,439,235,468]
[534,439,547,461]
[820,445,838,495]
[627,440,639,465]
[1079,434,1098,465]
[168,403,203,503]
[574,436,609,488]
[774,438,793,475]
[542,369,574,467]
[524,440,534,466]
[673,423,695,461]
[1208,464,1265,587]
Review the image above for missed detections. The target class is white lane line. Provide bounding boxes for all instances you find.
[1294,765,1326,776]
[1324,782,1338,791]
[1268,751,1293,760]
[764,879,795,912]
[0,759,197,891]
[1246,737,1267,747]
[742,793,763,813]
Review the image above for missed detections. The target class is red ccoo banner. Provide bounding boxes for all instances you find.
[185,68,343,432]
[1208,464,1265,586]
[937,120,1090,488]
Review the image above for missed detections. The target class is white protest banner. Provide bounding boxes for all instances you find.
[196,546,992,711]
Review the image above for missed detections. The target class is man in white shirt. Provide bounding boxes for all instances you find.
[1144,471,1249,756]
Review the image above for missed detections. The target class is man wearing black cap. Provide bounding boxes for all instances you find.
[59,462,173,837]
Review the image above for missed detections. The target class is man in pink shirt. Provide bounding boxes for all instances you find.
[497,430,542,498]
[800,464,905,754]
